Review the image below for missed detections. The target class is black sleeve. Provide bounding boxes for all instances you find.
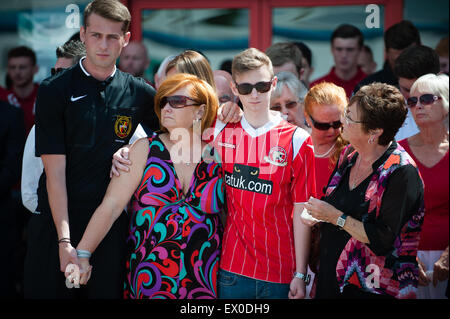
[364,164,424,256]
[0,104,26,194]
[139,80,159,132]
[35,80,66,156]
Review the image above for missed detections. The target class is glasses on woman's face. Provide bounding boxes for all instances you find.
[309,114,342,131]
[406,94,442,108]
[343,110,365,125]
[160,95,200,109]
[234,80,273,95]
[270,100,298,112]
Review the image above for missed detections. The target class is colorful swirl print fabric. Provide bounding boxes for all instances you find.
[124,133,225,299]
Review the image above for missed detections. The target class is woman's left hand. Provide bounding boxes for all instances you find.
[433,247,449,286]
[304,197,341,225]
[288,277,306,299]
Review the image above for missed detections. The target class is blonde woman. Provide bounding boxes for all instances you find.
[399,73,449,299]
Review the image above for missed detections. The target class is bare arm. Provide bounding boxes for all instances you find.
[340,215,370,244]
[41,154,78,272]
[289,203,311,299]
[76,138,149,254]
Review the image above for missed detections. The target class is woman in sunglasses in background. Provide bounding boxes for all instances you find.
[303,82,348,198]
[398,73,449,299]
[300,82,348,293]
[302,83,425,299]
[70,73,225,299]
[270,71,310,132]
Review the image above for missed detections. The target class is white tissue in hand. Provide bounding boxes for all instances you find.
[301,207,322,223]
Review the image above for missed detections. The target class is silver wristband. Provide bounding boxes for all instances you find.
[293,271,311,285]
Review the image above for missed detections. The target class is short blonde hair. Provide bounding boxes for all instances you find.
[411,73,449,129]
[411,73,449,111]
[232,48,273,80]
[154,73,218,134]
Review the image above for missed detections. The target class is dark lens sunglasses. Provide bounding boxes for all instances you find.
[271,101,298,111]
[160,95,201,109]
[406,94,442,108]
[234,80,273,95]
[51,67,64,76]
[218,94,238,104]
[310,115,342,131]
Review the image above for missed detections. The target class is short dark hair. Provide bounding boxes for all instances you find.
[394,45,440,79]
[361,44,373,57]
[265,42,303,75]
[8,46,36,65]
[350,83,407,145]
[384,20,421,50]
[331,24,364,48]
[293,41,312,67]
[56,40,86,64]
[84,0,131,33]
[220,59,233,75]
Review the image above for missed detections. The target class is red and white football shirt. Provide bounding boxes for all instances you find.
[0,84,38,134]
[214,115,317,283]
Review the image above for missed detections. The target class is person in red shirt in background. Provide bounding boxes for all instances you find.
[310,24,367,98]
[1,46,39,135]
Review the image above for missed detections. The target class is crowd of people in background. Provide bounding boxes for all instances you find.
[0,0,448,300]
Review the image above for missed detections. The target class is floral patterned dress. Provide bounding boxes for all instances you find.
[124,132,225,299]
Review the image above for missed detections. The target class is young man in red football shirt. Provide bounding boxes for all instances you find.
[310,24,366,98]
[2,46,39,134]
[213,48,317,299]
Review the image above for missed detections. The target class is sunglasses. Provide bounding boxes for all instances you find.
[218,94,238,105]
[234,80,273,95]
[51,67,64,76]
[310,115,342,131]
[406,94,442,108]
[160,95,201,109]
[271,101,298,111]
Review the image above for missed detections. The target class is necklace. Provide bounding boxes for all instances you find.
[350,156,362,190]
[350,156,374,190]
[315,143,336,158]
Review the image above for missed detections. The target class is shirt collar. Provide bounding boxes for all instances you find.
[240,113,283,138]
[79,56,117,80]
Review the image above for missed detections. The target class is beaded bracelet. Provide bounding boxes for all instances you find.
[58,237,71,244]
[76,249,92,259]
